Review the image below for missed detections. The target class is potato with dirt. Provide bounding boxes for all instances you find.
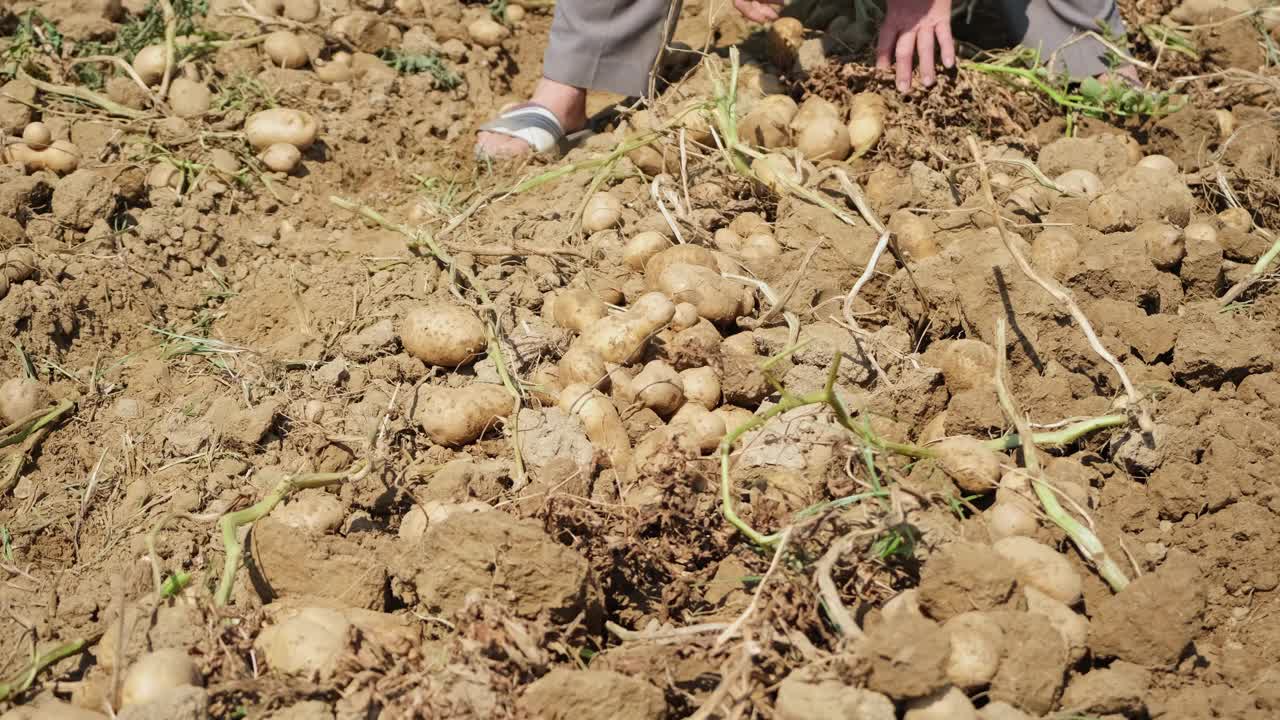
[120,648,203,707]
[0,377,50,424]
[565,291,675,366]
[400,302,488,367]
[560,383,631,469]
[415,383,511,446]
[245,108,320,150]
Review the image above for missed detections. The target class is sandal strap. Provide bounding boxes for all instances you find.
[477,103,567,155]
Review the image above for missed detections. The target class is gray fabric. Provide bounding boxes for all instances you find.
[998,0,1127,78]
[542,0,678,98]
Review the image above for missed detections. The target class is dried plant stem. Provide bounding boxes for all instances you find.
[965,136,1153,433]
[1,400,75,500]
[0,637,92,702]
[1219,235,1280,306]
[815,529,869,642]
[17,71,151,120]
[158,0,178,102]
[994,318,1130,592]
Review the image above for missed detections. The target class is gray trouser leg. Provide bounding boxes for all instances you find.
[997,0,1126,79]
[542,0,677,98]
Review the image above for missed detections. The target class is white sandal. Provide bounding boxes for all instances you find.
[476,102,572,159]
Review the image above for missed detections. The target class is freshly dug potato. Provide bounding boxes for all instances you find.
[264,30,310,68]
[938,339,996,392]
[1212,108,1234,142]
[1137,221,1184,270]
[415,383,511,446]
[643,244,719,287]
[3,247,37,284]
[992,536,1082,605]
[668,403,727,452]
[766,17,805,68]
[729,212,770,238]
[315,51,354,82]
[167,78,212,118]
[1055,168,1102,197]
[1217,207,1252,233]
[1023,585,1088,662]
[987,499,1038,541]
[654,263,747,324]
[751,152,809,194]
[245,108,319,150]
[132,44,167,86]
[794,113,851,161]
[943,612,1004,689]
[560,383,631,468]
[888,209,938,262]
[1029,226,1080,279]
[678,366,721,410]
[712,227,742,253]
[548,288,610,333]
[1183,221,1217,247]
[848,92,887,156]
[713,404,754,433]
[903,686,978,720]
[468,16,510,47]
[633,359,684,417]
[400,303,487,367]
[791,95,840,128]
[934,436,1002,494]
[4,139,81,175]
[505,3,526,23]
[740,234,782,263]
[623,231,671,272]
[21,122,50,149]
[582,192,623,233]
[120,648,202,707]
[1136,154,1178,174]
[671,302,700,331]
[260,143,302,173]
[570,292,675,364]
[0,377,49,424]
[284,0,320,21]
[738,95,797,149]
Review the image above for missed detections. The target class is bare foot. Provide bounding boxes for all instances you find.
[476,77,589,159]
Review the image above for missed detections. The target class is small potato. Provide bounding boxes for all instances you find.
[712,228,742,253]
[793,110,851,162]
[467,16,510,48]
[668,403,726,453]
[1055,168,1103,198]
[751,152,809,195]
[888,209,938,262]
[644,244,719,288]
[632,360,684,417]
[21,122,51,150]
[938,339,996,393]
[245,108,319,150]
[1023,585,1088,662]
[415,383,511,446]
[987,501,1038,541]
[283,0,320,21]
[713,404,754,433]
[993,536,1083,605]
[791,95,841,128]
[547,288,609,333]
[1136,221,1184,271]
[741,233,782,263]
[314,51,354,83]
[264,30,310,68]
[1136,154,1178,174]
[671,302,700,331]
[655,263,745,325]
[1029,226,1080,279]
[1217,207,1252,233]
[623,231,671,272]
[1183,221,1218,247]
[571,292,675,364]
[766,17,804,68]
[132,44,167,86]
[934,436,1002,494]
[259,143,302,173]
[400,303,487,367]
[0,377,49,424]
[848,92,887,155]
[121,648,202,707]
[582,192,622,233]
[1212,108,1234,142]
[738,94,797,149]
[560,383,631,468]
[943,612,1004,689]
[505,3,526,23]
[679,366,721,410]
[729,212,770,238]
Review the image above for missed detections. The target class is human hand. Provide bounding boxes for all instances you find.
[876,0,956,93]
[734,0,785,23]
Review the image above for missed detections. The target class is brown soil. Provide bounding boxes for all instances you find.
[1,0,1279,718]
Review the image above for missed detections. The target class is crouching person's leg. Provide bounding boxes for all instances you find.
[997,0,1134,81]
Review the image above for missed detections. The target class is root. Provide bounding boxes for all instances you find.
[993,317,1130,592]
[965,136,1154,434]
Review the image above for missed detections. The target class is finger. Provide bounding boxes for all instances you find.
[741,1,779,22]
[936,22,957,68]
[875,25,896,70]
[894,29,916,93]
[917,25,936,87]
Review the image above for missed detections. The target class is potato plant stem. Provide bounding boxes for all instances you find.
[214,462,370,606]
[0,638,90,702]
[995,318,1129,592]
[0,399,74,449]
[1219,233,1280,306]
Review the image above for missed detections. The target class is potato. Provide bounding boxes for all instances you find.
[848,92,887,155]
[571,292,675,365]
[678,366,721,410]
[794,112,852,161]
[992,536,1082,605]
[1136,154,1178,174]
[315,51,354,82]
[1029,226,1079,279]
[468,16,510,47]
[415,383,511,446]
[284,0,320,21]
[712,228,742,253]
[729,212,770,238]
[766,17,805,68]
[0,377,49,424]
[643,244,719,288]
[623,231,671,272]
[633,360,684,417]
[655,263,745,325]
[938,339,996,392]
[400,303,487,367]
[264,30,310,68]
[245,108,319,150]
[791,95,840,128]
[5,140,80,175]
[888,209,938,262]
[738,95,797,149]
[274,490,345,534]
[1055,168,1102,197]
[547,288,609,333]
[987,500,1038,541]
[1183,221,1217,247]
[21,122,50,150]
[505,3,526,23]
[1135,221,1184,274]
[560,383,631,469]
[1023,585,1088,662]
[713,404,754,433]
[1217,206,1252,233]
[167,78,212,118]
[934,436,1002,494]
[903,686,978,720]
[751,152,808,195]
[671,302,700,331]
[668,403,726,453]
[120,648,202,707]
[740,234,781,263]
[3,247,37,284]
[582,192,622,233]
[1213,108,1234,142]
[132,44,167,86]
[943,612,1004,689]
[260,142,302,173]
